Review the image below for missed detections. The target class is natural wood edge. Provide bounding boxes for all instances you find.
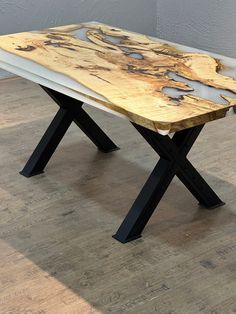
[167,106,232,133]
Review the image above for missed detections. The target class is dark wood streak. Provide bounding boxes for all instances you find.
[44,40,76,51]
[90,74,112,84]
[75,65,111,72]
[44,37,106,55]
[46,34,65,41]
[15,45,36,52]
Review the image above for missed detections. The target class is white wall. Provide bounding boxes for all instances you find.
[156,0,236,58]
[0,0,157,36]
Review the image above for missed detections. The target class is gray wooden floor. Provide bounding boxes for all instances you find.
[0,77,236,314]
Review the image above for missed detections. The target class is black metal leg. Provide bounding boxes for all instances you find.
[113,158,176,243]
[71,105,119,153]
[113,123,224,243]
[176,161,225,209]
[41,86,119,153]
[134,123,224,208]
[20,86,119,177]
[20,107,73,177]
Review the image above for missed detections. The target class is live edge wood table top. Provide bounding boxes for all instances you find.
[0,21,235,134]
[0,22,235,243]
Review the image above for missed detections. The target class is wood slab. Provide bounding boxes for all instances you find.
[0,22,236,133]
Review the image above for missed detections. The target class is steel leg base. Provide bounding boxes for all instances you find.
[114,123,224,243]
[20,86,119,177]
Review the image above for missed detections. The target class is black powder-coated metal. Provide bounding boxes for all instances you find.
[113,123,224,243]
[20,86,119,177]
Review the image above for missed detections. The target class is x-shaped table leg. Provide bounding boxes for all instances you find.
[20,87,225,244]
[113,123,224,243]
[20,86,119,177]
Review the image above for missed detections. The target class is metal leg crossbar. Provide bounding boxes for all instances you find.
[113,123,224,243]
[20,86,119,177]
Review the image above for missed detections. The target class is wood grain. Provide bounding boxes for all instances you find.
[0,78,236,313]
[0,22,236,133]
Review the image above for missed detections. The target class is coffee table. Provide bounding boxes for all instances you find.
[0,22,235,243]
